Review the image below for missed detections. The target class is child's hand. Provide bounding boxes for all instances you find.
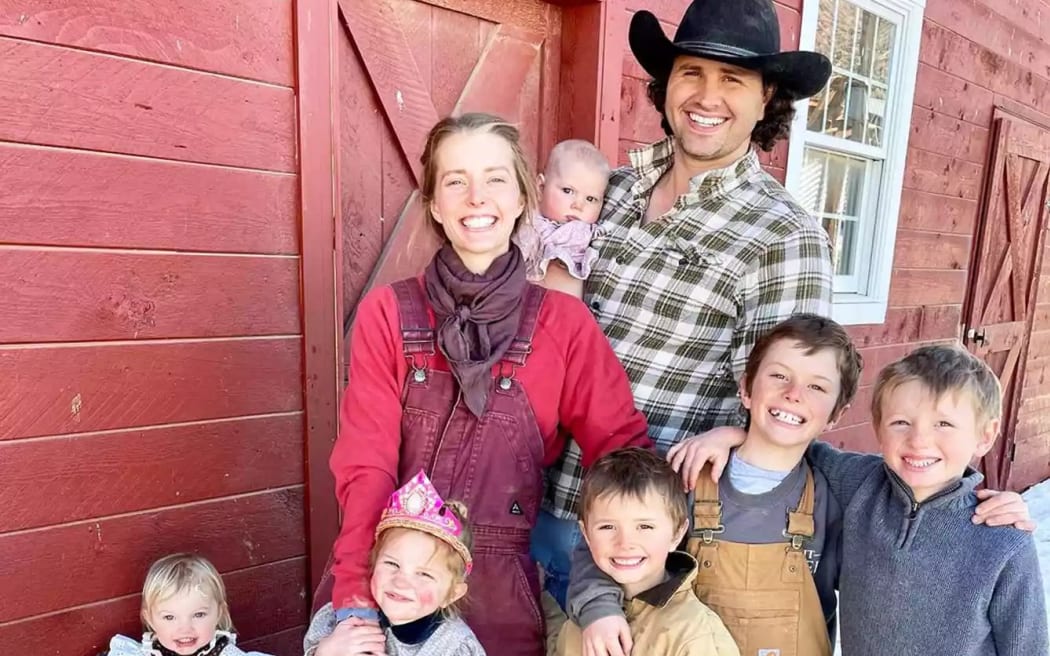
[581,615,633,656]
[316,617,386,656]
[973,489,1036,532]
[667,426,747,491]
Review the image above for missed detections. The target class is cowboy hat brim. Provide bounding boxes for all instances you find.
[629,10,831,100]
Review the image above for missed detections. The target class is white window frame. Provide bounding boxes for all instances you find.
[785,0,926,325]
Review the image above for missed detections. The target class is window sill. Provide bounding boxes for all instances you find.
[831,295,888,326]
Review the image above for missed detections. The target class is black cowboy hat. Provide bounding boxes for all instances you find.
[629,0,831,100]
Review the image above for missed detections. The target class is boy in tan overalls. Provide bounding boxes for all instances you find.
[556,448,738,656]
[568,315,859,656]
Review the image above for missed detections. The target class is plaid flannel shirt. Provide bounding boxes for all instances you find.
[543,138,834,519]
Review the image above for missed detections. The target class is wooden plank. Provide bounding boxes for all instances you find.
[338,30,386,320]
[0,558,308,656]
[339,0,440,184]
[891,230,971,271]
[0,250,300,342]
[0,37,296,171]
[924,0,1050,86]
[1032,302,1050,330]
[833,384,874,431]
[241,625,308,656]
[856,343,914,386]
[455,24,544,126]
[847,306,924,347]
[902,147,984,200]
[0,338,302,441]
[0,488,305,622]
[920,22,1050,113]
[888,269,968,308]
[913,63,994,127]
[415,0,551,35]
[908,106,990,164]
[0,144,298,254]
[297,0,342,592]
[897,188,979,236]
[0,414,304,532]
[619,75,667,145]
[918,304,963,341]
[968,0,1048,38]
[428,4,486,117]
[0,0,295,86]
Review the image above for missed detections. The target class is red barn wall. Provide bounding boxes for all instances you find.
[0,2,308,654]
[829,0,1050,491]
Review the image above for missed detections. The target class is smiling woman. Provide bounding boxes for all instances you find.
[312,114,653,656]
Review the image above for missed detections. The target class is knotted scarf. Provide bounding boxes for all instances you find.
[423,244,527,416]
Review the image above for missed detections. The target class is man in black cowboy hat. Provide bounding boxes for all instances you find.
[534,0,838,651]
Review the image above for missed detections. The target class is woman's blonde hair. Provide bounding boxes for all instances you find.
[140,553,233,632]
[370,500,474,617]
[419,112,539,240]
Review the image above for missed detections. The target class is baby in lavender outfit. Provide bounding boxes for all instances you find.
[517,139,610,297]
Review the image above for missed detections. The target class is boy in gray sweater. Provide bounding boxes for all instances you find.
[806,344,1047,655]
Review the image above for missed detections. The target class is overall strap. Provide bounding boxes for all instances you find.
[691,463,725,544]
[502,284,547,366]
[785,464,817,547]
[391,278,435,357]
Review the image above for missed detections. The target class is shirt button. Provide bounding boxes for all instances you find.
[590,301,601,311]
[615,256,626,265]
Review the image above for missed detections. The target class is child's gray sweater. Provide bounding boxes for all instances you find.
[808,441,1047,655]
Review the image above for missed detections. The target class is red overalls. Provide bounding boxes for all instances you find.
[315,278,549,656]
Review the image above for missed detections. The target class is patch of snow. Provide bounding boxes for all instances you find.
[1022,478,1050,615]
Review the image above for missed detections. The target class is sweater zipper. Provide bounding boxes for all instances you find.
[428,390,462,476]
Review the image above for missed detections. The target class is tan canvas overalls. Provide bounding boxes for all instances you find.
[686,463,831,656]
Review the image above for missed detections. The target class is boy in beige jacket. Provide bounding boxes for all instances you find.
[556,448,738,656]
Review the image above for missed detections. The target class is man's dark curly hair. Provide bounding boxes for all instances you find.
[646,76,796,152]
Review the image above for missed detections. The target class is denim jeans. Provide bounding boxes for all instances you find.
[529,509,582,611]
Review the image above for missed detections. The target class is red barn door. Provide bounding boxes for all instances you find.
[337,0,564,320]
[962,116,1050,490]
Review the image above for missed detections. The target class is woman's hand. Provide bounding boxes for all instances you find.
[667,426,747,491]
[315,617,386,656]
[973,489,1036,532]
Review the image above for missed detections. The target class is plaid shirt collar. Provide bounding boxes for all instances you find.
[625,136,759,209]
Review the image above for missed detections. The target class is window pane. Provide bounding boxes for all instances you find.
[812,0,897,146]
[873,17,896,82]
[823,218,858,276]
[802,148,869,278]
[856,9,879,77]
[832,0,858,70]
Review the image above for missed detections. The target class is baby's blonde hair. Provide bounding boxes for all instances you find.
[140,553,233,632]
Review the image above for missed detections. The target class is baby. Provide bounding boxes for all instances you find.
[517,139,610,297]
[104,553,270,656]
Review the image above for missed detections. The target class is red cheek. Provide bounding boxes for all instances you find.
[417,591,435,607]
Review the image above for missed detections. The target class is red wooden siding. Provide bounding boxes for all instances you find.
[818,0,1050,487]
[0,1,307,653]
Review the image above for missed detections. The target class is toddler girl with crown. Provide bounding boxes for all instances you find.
[305,471,484,655]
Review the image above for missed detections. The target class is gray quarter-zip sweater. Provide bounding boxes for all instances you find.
[807,441,1047,655]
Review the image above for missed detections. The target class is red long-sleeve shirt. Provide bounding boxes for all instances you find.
[329,284,651,608]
